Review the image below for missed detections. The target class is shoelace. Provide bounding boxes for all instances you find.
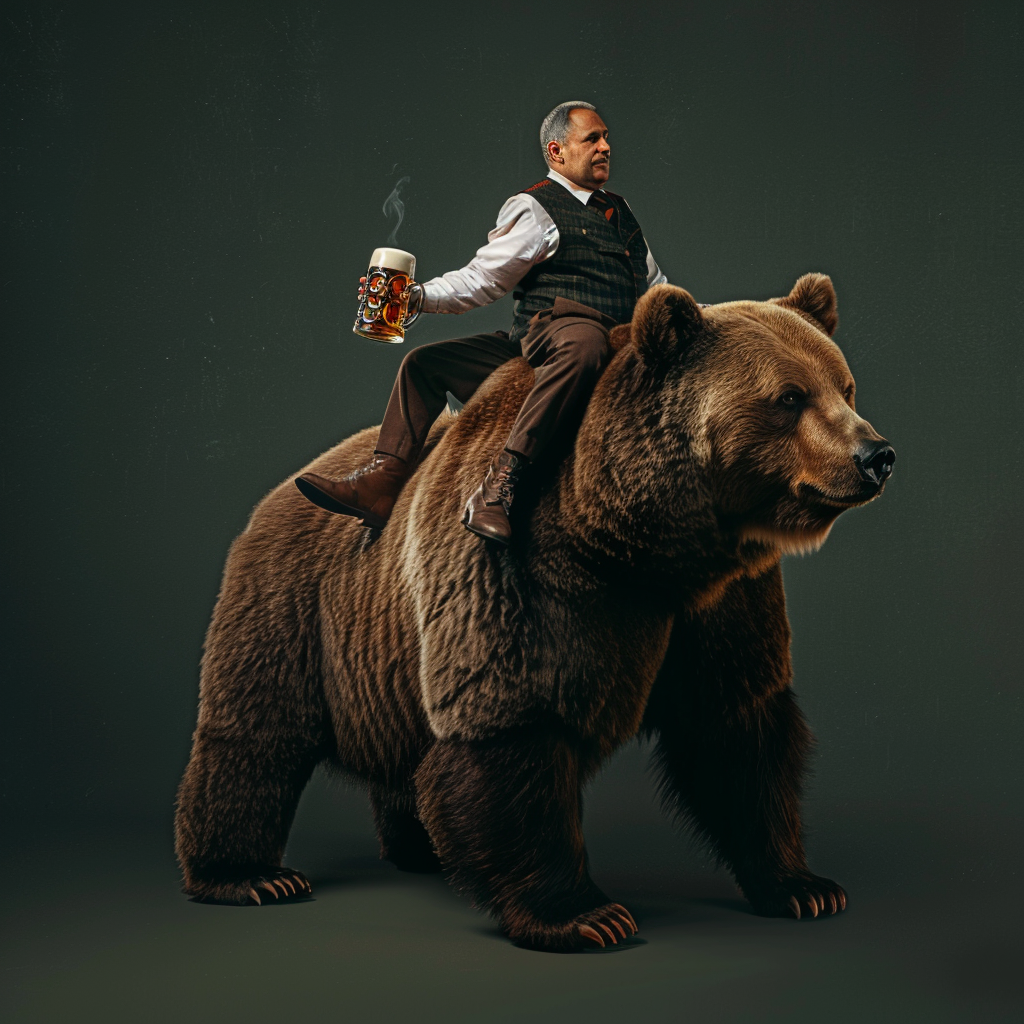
[495,464,519,507]
[350,456,389,480]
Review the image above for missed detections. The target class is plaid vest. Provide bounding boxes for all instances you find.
[509,178,650,344]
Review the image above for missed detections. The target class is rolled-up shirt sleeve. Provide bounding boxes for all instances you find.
[646,248,668,288]
[420,195,559,314]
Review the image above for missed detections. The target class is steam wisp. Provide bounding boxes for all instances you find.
[383,176,411,246]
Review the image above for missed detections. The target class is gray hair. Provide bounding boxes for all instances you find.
[539,101,597,162]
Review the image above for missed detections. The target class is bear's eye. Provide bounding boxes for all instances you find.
[778,390,806,408]
[844,383,855,403]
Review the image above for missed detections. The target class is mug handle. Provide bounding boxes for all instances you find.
[402,282,424,328]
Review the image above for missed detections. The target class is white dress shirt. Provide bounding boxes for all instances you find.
[420,169,668,315]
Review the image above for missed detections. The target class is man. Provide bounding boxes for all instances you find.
[296,101,669,545]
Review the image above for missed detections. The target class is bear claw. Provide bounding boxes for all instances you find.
[575,903,639,949]
[282,870,311,896]
[511,902,640,951]
[237,869,311,905]
[610,904,638,932]
[746,872,845,921]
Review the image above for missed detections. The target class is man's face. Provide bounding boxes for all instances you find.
[549,108,610,190]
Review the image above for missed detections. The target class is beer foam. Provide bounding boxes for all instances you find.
[370,247,416,277]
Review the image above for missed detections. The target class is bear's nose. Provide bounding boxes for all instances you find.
[854,440,896,486]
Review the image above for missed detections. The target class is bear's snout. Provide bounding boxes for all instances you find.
[853,439,896,488]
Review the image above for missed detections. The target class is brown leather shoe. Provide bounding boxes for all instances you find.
[295,453,411,528]
[461,450,527,546]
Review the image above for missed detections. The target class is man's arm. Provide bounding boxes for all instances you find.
[646,248,668,288]
[618,193,667,289]
[419,196,559,315]
[646,250,706,307]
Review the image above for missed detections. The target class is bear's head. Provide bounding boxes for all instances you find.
[577,274,894,561]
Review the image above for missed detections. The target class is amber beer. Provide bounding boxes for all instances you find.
[353,247,421,343]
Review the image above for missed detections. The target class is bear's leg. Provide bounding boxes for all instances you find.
[647,567,846,919]
[174,722,322,905]
[369,784,442,873]
[651,686,847,920]
[414,723,637,952]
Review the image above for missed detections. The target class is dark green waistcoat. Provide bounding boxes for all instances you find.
[509,178,651,344]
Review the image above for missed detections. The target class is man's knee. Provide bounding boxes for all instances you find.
[399,339,451,379]
[400,342,432,373]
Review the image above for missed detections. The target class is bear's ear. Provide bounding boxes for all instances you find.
[632,284,704,368]
[774,273,839,336]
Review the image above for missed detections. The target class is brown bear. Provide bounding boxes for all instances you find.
[174,274,895,952]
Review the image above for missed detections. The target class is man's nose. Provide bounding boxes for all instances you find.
[853,439,896,486]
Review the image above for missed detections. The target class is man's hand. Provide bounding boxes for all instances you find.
[404,281,424,325]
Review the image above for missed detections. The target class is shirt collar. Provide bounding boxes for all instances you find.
[546,168,603,206]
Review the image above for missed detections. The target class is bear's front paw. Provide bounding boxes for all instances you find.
[741,872,847,920]
[185,866,313,905]
[573,903,640,948]
[506,902,639,952]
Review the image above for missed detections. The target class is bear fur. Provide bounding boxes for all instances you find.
[174,275,893,951]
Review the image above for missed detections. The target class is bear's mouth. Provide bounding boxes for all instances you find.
[799,482,880,508]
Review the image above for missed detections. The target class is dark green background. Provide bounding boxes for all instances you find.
[2,2,1021,1021]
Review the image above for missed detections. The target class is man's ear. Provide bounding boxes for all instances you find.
[773,273,838,336]
[632,284,704,368]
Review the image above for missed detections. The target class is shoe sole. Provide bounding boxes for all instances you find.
[294,477,387,530]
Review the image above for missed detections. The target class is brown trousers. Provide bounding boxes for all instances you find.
[374,298,617,463]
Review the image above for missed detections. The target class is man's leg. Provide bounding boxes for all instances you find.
[297,332,519,525]
[506,316,612,460]
[375,332,521,461]
[463,315,612,544]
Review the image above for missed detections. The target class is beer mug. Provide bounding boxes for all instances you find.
[352,247,423,343]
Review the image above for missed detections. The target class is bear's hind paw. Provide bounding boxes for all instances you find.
[742,872,847,920]
[186,867,313,905]
[508,902,638,952]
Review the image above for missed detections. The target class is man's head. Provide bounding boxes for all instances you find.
[540,101,610,191]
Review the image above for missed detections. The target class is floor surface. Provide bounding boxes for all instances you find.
[3,747,1020,1024]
